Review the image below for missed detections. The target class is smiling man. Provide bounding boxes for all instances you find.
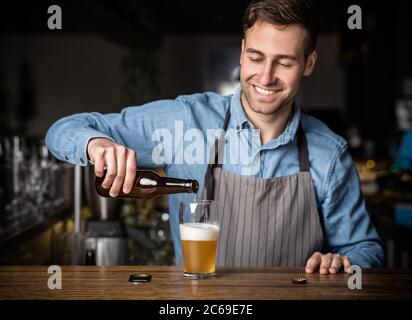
[46,0,384,273]
[240,6,317,145]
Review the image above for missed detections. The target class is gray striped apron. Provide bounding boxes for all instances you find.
[202,109,324,267]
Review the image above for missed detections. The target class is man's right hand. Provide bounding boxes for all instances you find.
[87,138,137,197]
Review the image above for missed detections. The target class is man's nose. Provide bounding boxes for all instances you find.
[259,62,276,86]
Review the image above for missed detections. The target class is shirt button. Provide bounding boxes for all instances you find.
[65,156,69,160]
[80,157,84,163]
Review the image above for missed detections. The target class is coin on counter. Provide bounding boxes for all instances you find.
[291,277,307,284]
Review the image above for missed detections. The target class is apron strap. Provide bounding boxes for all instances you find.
[203,109,231,200]
[297,123,310,172]
[214,110,231,168]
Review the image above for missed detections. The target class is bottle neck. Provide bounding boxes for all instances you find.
[156,175,199,193]
[164,182,194,188]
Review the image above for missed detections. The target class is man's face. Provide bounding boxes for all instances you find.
[240,20,316,115]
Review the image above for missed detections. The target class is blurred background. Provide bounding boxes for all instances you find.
[1,0,412,267]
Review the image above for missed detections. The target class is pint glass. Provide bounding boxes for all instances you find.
[179,200,220,279]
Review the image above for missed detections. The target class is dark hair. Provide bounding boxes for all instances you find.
[243,0,319,57]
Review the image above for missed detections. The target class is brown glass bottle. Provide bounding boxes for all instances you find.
[95,170,199,199]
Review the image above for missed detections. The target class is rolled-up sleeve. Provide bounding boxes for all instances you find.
[320,146,384,268]
[45,98,189,168]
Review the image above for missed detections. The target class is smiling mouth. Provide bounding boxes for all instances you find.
[252,84,282,96]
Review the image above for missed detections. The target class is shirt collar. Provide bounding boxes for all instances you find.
[229,85,301,144]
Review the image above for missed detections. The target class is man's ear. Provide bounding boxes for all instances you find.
[240,38,245,65]
[303,51,317,76]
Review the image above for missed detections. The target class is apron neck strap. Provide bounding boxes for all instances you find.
[297,123,310,172]
[222,108,231,130]
[213,110,231,167]
[204,110,230,199]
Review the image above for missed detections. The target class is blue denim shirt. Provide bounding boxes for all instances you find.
[46,86,384,267]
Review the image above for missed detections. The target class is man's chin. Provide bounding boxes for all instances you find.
[249,100,283,114]
[250,106,280,115]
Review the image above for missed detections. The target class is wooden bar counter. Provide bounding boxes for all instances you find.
[0,266,411,300]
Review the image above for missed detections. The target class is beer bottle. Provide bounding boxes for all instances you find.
[95,170,199,199]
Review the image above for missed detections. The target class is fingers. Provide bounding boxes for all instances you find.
[306,252,348,274]
[107,146,138,197]
[319,253,333,275]
[123,149,137,194]
[94,151,105,178]
[329,254,343,274]
[109,145,127,197]
[88,138,111,177]
[87,138,137,197]
[343,256,352,273]
[305,252,322,273]
[102,147,117,191]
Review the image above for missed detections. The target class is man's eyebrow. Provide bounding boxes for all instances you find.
[245,48,298,61]
[246,48,264,55]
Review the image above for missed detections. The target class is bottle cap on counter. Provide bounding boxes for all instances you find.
[291,277,307,284]
[129,274,152,283]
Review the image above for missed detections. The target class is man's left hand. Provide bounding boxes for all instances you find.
[305,252,351,274]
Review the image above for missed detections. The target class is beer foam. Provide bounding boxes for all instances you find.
[180,223,220,241]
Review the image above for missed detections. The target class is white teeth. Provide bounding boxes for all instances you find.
[254,85,275,95]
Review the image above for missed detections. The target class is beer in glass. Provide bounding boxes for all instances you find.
[179,201,220,279]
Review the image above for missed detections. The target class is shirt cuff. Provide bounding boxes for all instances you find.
[70,132,115,166]
[344,246,384,268]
